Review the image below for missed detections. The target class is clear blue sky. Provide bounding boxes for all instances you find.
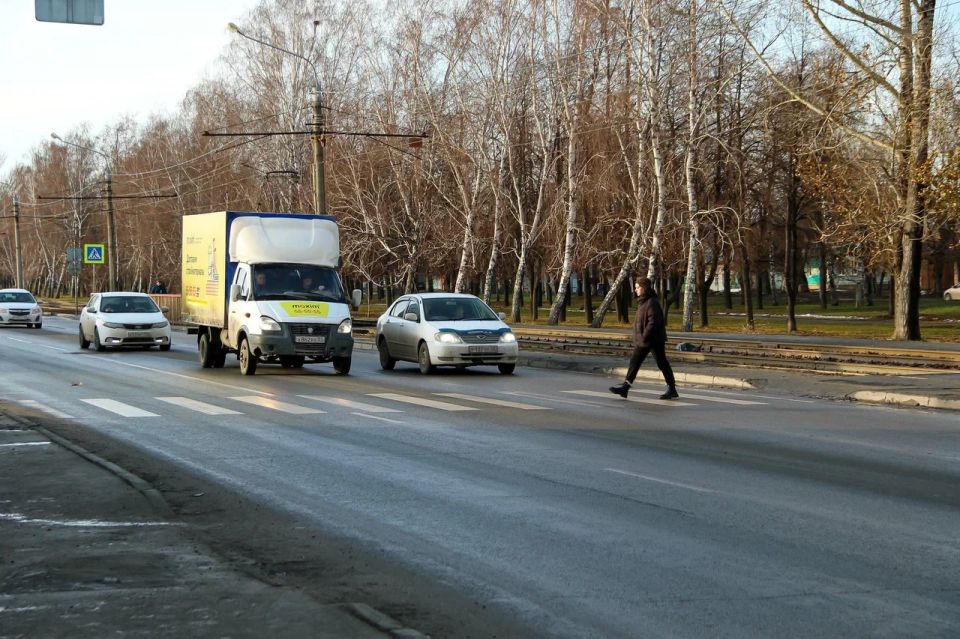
[0,0,262,173]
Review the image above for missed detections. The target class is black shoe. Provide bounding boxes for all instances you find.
[659,386,679,400]
[609,382,630,398]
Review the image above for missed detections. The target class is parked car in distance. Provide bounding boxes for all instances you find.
[79,292,171,351]
[944,283,960,301]
[375,293,519,374]
[0,288,43,328]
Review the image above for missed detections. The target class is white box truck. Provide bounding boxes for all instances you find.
[181,211,361,375]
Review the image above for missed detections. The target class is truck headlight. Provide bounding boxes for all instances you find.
[435,331,462,343]
[259,316,282,332]
[499,331,516,343]
[337,318,352,334]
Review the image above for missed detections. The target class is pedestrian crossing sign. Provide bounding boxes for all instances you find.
[84,243,105,264]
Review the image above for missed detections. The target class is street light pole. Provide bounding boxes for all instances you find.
[228,22,326,215]
[50,133,118,289]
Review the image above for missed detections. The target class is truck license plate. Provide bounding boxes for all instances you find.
[295,335,326,344]
[468,345,499,354]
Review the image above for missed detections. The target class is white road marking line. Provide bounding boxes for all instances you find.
[17,399,76,419]
[3,336,30,343]
[505,391,608,408]
[435,393,551,410]
[0,442,51,448]
[297,395,401,413]
[628,388,765,405]
[561,390,693,407]
[80,399,159,418]
[367,393,479,412]
[351,412,405,424]
[229,396,325,415]
[39,344,67,352]
[604,468,717,494]
[155,397,243,416]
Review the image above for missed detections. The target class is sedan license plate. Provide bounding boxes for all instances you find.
[468,345,499,354]
[128,331,150,338]
[295,335,326,344]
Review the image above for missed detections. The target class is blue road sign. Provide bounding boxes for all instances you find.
[84,243,105,264]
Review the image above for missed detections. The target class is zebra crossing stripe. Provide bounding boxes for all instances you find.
[434,393,550,410]
[561,390,692,407]
[156,397,243,415]
[229,396,325,415]
[627,388,765,405]
[297,395,401,413]
[80,399,159,418]
[367,393,479,412]
[18,399,76,419]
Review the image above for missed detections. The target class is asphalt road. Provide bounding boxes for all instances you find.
[2,317,959,638]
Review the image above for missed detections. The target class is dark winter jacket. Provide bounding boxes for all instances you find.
[632,292,667,347]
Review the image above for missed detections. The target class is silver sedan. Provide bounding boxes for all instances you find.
[375,293,519,374]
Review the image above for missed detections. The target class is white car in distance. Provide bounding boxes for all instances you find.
[0,288,43,328]
[944,283,960,301]
[375,293,519,374]
[79,292,172,351]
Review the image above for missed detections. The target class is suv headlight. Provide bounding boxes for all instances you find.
[499,331,516,343]
[151,320,169,328]
[31,306,41,314]
[337,318,352,334]
[259,316,282,332]
[435,331,462,344]
[103,322,124,329]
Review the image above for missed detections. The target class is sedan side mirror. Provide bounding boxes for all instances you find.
[351,288,362,309]
[230,284,242,302]
[161,306,170,314]
[403,312,419,323]
[498,312,506,321]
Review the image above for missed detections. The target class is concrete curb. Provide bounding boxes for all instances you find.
[848,390,960,411]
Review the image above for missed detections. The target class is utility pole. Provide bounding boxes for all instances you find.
[13,195,24,288]
[309,87,326,215]
[104,166,117,288]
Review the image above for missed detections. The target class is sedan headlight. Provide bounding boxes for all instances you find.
[31,306,41,314]
[259,316,282,332]
[435,331,463,343]
[103,322,124,329]
[337,318,353,334]
[499,331,517,343]
[151,320,169,328]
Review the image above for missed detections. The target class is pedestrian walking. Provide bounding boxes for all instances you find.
[609,276,679,400]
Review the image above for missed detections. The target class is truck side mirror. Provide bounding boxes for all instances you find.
[230,284,242,302]
[351,288,362,309]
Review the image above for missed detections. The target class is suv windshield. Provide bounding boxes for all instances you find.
[423,297,499,322]
[0,292,36,304]
[251,264,344,302]
[100,296,159,314]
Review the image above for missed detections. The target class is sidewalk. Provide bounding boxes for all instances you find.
[0,407,424,639]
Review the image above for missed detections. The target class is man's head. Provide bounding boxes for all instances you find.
[302,275,314,289]
[255,272,267,285]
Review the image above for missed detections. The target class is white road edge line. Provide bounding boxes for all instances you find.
[0,442,51,448]
[604,468,716,494]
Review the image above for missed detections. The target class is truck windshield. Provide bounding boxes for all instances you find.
[251,264,345,302]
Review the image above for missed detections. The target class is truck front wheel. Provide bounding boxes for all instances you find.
[239,338,258,375]
[333,356,351,375]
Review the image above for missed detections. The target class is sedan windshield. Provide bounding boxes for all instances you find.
[100,296,159,314]
[423,297,499,322]
[0,292,35,304]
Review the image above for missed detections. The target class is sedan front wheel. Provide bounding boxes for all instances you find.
[417,342,435,375]
[78,326,90,349]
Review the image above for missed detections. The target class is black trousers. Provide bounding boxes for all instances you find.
[625,343,676,387]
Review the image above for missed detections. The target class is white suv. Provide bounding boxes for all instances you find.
[0,288,43,328]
